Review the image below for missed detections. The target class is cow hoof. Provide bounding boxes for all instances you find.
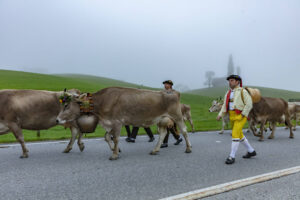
[258,139,264,142]
[20,154,28,159]
[268,136,274,139]
[119,148,121,153]
[109,155,119,160]
[219,132,224,134]
[289,136,294,139]
[150,151,158,155]
[79,144,85,152]
[185,149,192,153]
[63,148,71,153]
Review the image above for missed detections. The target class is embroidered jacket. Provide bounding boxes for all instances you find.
[218,86,253,118]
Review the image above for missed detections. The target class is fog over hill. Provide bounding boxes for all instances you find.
[1,1,300,91]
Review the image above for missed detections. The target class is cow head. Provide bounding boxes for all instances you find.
[56,91,86,124]
[209,98,223,112]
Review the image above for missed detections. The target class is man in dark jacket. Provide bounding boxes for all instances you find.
[160,80,183,148]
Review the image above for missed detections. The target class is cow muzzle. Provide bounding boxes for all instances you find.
[56,117,66,125]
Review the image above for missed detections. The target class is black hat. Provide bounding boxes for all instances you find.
[226,75,242,81]
[163,80,173,86]
[226,75,242,87]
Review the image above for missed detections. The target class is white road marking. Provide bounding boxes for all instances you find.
[159,166,300,200]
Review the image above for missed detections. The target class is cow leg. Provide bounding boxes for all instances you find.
[258,120,266,141]
[268,122,276,139]
[246,119,251,133]
[104,131,114,151]
[219,118,225,134]
[284,111,294,139]
[293,114,297,131]
[188,117,195,133]
[176,120,192,153]
[109,125,122,160]
[77,131,85,152]
[63,126,79,153]
[250,121,260,137]
[150,127,167,155]
[286,119,294,139]
[9,123,29,158]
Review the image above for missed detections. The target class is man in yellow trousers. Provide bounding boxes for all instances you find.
[217,75,256,164]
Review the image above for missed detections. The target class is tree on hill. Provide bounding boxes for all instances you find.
[204,71,215,88]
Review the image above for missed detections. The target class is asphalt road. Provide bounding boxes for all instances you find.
[0,127,299,200]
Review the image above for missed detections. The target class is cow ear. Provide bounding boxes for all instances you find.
[64,88,67,92]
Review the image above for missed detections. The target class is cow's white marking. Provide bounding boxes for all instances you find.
[56,117,66,124]
[159,166,300,200]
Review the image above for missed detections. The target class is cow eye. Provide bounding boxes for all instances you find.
[63,104,69,110]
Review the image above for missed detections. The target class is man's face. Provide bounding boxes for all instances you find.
[228,79,239,89]
[164,83,172,90]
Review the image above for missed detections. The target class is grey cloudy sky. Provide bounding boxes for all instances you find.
[0,0,300,91]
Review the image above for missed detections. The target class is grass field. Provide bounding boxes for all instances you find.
[0,69,299,143]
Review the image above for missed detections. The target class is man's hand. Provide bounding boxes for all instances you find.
[216,115,222,121]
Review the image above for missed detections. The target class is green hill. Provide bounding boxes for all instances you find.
[188,86,300,101]
[0,69,147,92]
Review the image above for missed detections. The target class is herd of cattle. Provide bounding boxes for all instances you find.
[0,87,299,160]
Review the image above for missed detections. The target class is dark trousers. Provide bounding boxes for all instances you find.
[163,125,180,144]
[125,126,154,139]
[125,125,131,137]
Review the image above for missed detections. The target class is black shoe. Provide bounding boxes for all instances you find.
[243,151,256,159]
[160,143,168,148]
[225,156,235,164]
[174,138,183,145]
[126,137,135,143]
[148,137,155,142]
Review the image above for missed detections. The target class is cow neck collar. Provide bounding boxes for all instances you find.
[79,93,94,115]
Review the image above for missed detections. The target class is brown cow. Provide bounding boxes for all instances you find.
[249,97,294,141]
[56,87,192,160]
[181,104,194,132]
[0,89,82,158]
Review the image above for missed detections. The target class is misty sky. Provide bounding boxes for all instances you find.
[0,0,300,91]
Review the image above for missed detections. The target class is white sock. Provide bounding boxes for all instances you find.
[229,140,240,158]
[240,137,254,153]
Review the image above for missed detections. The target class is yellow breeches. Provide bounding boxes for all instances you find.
[229,110,247,140]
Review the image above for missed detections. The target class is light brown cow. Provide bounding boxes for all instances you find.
[56,87,192,160]
[249,97,294,141]
[286,103,300,130]
[209,100,229,134]
[0,89,82,158]
[181,104,194,132]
